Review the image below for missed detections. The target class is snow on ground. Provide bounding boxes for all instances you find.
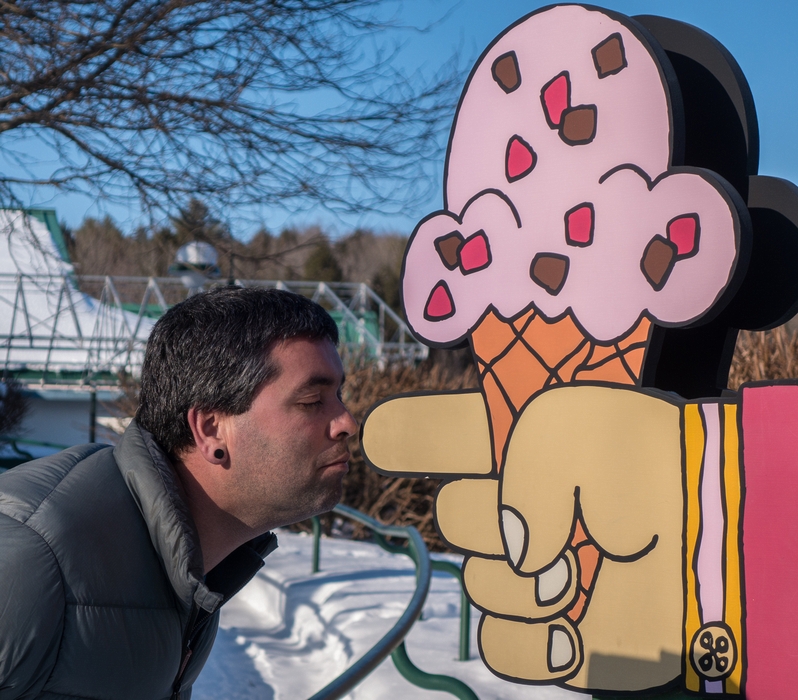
[193,529,583,700]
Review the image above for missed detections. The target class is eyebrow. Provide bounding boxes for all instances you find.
[296,372,346,393]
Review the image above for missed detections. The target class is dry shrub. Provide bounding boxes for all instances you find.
[333,326,798,550]
[729,326,798,389]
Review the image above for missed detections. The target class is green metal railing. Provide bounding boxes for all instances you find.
[429,559,470,663]
[312,516,471,663]
[308,505,478,700]
[368,530,471,663]
[0,436,70,451]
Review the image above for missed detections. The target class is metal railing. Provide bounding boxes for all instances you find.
[0,274,427,388]
[312,510,694,700]
[312,516,471,663]
[308,504,478,700]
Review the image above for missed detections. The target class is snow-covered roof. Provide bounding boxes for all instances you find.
[0,210,154,385]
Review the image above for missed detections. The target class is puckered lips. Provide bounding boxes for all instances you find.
[321,450,351,472]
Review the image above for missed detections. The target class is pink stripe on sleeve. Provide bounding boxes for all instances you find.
[697,403,725,625]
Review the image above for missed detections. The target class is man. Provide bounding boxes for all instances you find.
[0,287,357,699]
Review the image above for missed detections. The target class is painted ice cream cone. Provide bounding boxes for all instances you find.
[359,5,777,695]
[398,0,740,633]
[469,307,651,622]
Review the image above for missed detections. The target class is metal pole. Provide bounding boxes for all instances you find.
[89,387,97,443]
[459,589,470,662]
[311,516,321,573]
[391,642,479,700]
[430,559,470,661]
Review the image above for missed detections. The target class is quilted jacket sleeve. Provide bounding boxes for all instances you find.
[0,513,65,699]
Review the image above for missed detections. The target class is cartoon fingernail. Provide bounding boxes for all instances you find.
[501,506,528,567]
[536,556,571,604]
[548,625,576,671]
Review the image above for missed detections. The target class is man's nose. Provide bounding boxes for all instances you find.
[332,405,358,439]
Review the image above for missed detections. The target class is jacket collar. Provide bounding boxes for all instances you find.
[114,420,276,613]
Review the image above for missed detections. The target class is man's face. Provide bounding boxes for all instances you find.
[221,337,356,531]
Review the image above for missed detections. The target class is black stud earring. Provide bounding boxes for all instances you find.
[214,449,225,460]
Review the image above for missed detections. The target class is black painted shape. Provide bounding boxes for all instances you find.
[644,174,798,398]
[735,176,798,330]
[634,15,759,180]
[667,52,751,200]
[643,324,740,400]
[636,16,798,398]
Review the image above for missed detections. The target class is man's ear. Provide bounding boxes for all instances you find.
[186,406,229,464]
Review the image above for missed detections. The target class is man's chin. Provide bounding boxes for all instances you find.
[311,480,345,518]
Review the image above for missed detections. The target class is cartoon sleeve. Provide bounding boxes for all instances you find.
[0,514,65,698]
[739,384,798,700]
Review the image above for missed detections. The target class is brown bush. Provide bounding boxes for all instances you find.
[729,326,798,388]
[327,325,798,550]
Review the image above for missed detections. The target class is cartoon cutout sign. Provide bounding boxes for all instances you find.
[362,5,798,699]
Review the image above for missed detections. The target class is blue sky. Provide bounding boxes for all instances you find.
[27,1,798,238]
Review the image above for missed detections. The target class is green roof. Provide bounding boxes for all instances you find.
[26,208,71,263]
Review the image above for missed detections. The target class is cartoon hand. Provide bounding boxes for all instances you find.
[362,386,685,693]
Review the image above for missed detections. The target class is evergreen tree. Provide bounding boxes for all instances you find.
[170,199,228,246]
[303,238,343,282]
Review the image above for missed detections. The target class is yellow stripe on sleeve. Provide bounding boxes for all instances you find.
[723,404,744,695]
[683,403,704,693]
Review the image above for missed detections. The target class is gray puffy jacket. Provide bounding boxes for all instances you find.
[0,421,276,700]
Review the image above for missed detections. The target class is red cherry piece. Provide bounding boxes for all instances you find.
[542,74,569,126]
[506,135,536,182]
[459,232,490,272]
[668,214,698,257]
[425,281,454,320]
[566,204,594,246]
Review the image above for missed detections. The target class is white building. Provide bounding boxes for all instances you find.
[0,209,153,462]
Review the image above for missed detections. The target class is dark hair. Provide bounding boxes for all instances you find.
[136,286,339,455]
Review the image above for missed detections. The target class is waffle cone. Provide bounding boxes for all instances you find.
[469,307,652,623]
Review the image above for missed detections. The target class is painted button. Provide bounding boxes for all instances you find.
[690,622,737,681]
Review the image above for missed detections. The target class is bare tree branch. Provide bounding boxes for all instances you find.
[0,0,459,223]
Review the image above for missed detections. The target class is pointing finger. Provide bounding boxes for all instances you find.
[361,391,492,476]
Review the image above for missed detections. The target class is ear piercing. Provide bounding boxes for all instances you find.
[214,449,225,460]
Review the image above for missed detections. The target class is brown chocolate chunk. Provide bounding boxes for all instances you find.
[434,231,464,270]
[492,51,521,93]
[592,33,627,78]
[529,253,569,295]
[560,105,597,145]
[641,236,678,290]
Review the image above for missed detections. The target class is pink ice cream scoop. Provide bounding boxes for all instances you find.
[402,4,742,347]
